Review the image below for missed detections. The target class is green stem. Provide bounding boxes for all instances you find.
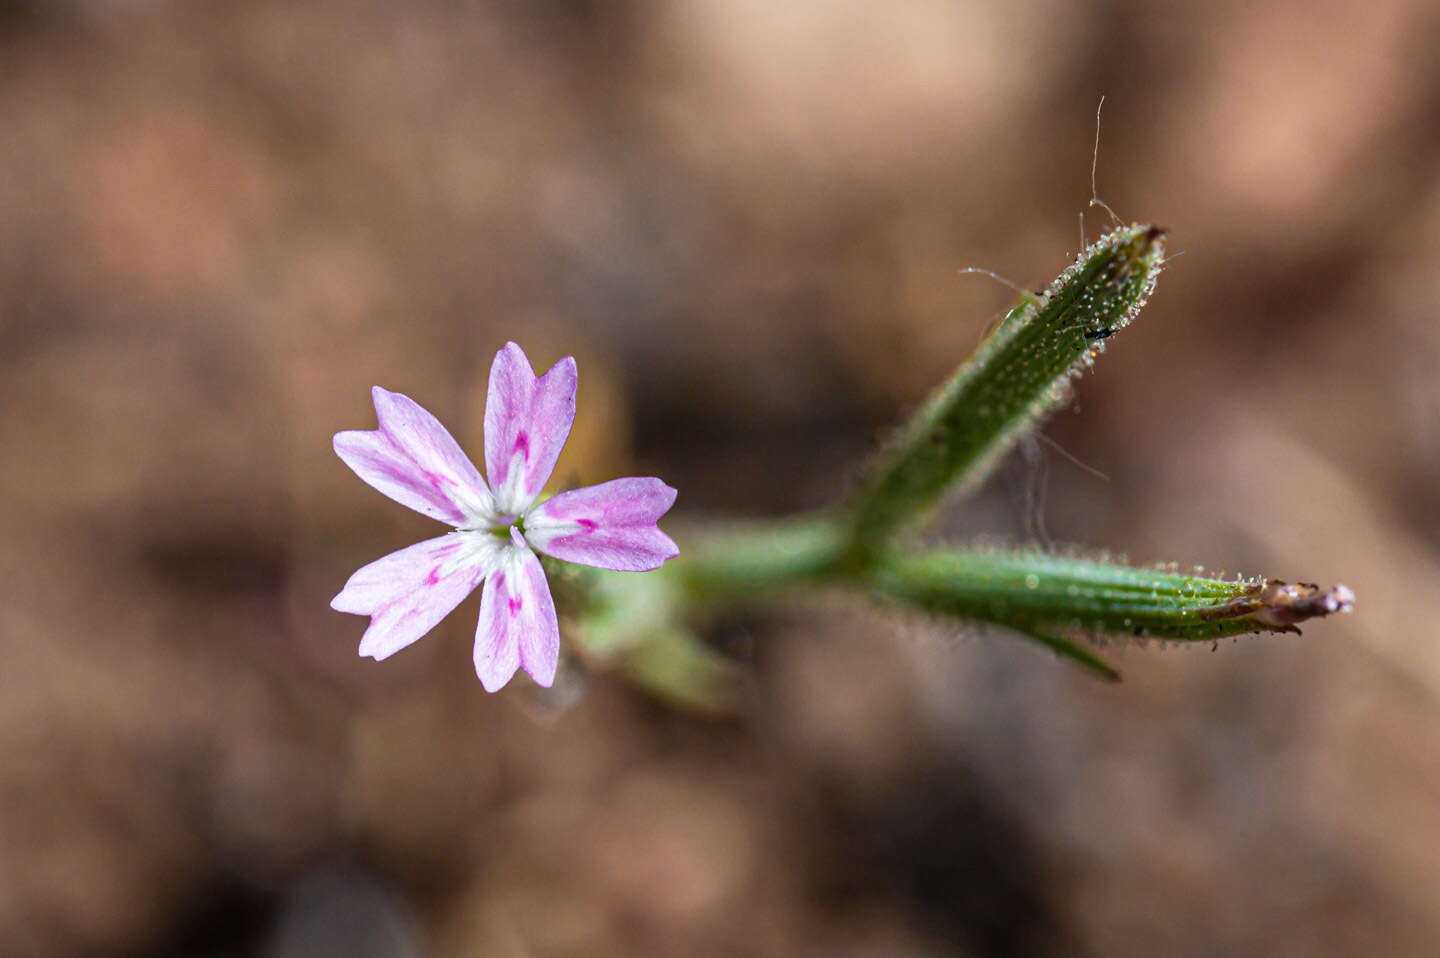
[643,518,1352,683]
[675,513,850,600]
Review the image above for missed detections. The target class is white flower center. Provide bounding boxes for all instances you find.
[438,528,516,578]
[451,481,501,529]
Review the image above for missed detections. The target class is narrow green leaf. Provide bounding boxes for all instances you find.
[869,548,1353,677]
[847,224,1166,553]
[1015,628,1123,682]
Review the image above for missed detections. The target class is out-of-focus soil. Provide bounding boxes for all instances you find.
[2,2,1439,955]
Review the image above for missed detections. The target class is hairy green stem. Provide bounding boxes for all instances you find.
[675,514,850,600]
[846,224,1165,556]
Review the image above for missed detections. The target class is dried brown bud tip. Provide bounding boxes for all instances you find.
[1249,580,1355,630]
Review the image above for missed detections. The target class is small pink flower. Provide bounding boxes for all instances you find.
[331,343,679,691]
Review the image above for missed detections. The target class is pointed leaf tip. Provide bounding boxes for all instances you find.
[846,224,1167,554]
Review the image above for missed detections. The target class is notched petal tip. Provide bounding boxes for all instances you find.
[650,481,679,513]
[491,342,536,386]
[522,655,558,689]
[336,385,494,525]
[330,535,488,661]
[485,343,579,513]
[495,344,576,382]
[368,385,417,423]
[357,635,392,659]
[630,534,681,572]
[546,353,578,383]
[475,655,519,693]
[331,429,369,456]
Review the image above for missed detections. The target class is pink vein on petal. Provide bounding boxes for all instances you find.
[331,535,492,661]
[333,387,494,526]
[484,343,577,515]
[525,477,679,572]
[334,430,469,525]
[474,546,559,691]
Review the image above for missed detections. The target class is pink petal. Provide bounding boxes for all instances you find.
[334,387,495,527]
[331,534,496,660]
[484,343,577,515]
[473,544,560,691]
[524,477,679,572]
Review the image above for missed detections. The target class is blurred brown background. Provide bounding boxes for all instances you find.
[2,0,1438,955]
